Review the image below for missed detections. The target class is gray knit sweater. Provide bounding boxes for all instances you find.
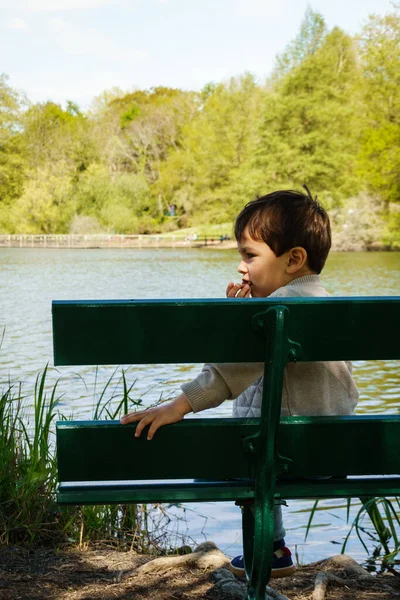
[181,275,359,417]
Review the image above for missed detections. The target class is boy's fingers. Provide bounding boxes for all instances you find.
[134,414,154,437]
[227,283,242,298]
[120,410,147,424]
[147,419,161,440]
[235,284,250,298]
[120,413,135,424]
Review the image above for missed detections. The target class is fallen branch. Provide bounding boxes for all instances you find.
[309,554,371,579]
[136,541,229,575]
[312,572,329,600]
[312,570,348,600]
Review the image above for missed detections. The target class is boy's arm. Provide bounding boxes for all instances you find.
[121,282,259,437]
[181,280,262,412]
[120,362,263,438]
[181,362,264,413]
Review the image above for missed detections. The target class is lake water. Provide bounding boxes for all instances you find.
[1,247,400,564]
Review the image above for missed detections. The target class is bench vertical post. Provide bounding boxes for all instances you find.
[245,306,294,598]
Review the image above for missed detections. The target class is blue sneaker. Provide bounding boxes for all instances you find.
[229,539,296,579]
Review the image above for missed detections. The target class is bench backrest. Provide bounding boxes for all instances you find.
[53,297,400,365]
[53,297,400,486]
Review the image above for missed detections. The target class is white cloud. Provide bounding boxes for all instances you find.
[6,17,28,29]
[46,17,148,61]
[236,0,288,18]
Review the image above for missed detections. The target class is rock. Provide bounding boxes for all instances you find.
[194,541,219,553]
[176,545,192,555]
[214,578,247,599]
[265,587,290,600]
[211,568,236,582]
[213,580,291,600]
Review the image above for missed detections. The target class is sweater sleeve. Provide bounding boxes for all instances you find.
[181,362,264,413]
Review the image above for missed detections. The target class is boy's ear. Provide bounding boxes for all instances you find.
[286,247,308,274]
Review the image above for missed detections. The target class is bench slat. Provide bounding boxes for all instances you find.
[57,416,400,484]
[56,476,400,505]
[52,297,400,365]
[57,480,255,504]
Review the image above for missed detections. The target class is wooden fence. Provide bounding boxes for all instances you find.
[0,234,232,249]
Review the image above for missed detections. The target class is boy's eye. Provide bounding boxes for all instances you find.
[246,253,255,259]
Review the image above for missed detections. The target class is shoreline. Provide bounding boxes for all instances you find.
[0,233,236,250]
[0,235,397,252]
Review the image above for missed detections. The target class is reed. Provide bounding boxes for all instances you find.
[0,366,180,552]
[0,368,59,543]
[304,497,400,572]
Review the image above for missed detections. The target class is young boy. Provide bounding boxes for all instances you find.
[121,188,359,578]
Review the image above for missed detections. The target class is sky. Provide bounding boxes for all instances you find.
[1,0,397,109]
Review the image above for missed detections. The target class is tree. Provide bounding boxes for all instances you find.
[0,74,26,230]
[357,7,400,210]
[74,164,154,233]
[156,74,264,223]
[256,15,362,203]
[273,7,326,79]
[21,101,93,175]
[10,164,73,233]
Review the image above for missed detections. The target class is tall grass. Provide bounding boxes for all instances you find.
[0,368,58,543]
[0,367,184,553]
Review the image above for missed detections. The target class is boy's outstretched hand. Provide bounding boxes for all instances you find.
[226,281,251,298]
[120,393,192,440]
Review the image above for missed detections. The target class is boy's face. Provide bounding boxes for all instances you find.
[236,228,290,297]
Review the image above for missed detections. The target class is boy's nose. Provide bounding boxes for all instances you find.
[237,260,247,275]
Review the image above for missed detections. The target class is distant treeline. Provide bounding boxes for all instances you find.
[0,8,399,249]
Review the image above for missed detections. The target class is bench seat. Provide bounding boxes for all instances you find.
[57,415,400,503]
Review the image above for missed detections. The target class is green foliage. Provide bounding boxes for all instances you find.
[10,165,74,233]
[357,8,400,208]
[274,7,326,77]
[0,74,26,211]
[0,7,399,246]
[74,164,157,233]
[258,22,362,202]
[120,103,141,128]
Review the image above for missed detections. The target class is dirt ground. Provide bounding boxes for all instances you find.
[1,543,400,600]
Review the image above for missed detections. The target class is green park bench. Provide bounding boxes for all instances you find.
[53,297,400,600]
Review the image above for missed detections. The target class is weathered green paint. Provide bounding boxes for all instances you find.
[53,297,400,600]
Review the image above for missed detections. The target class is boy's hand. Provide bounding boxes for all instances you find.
[120,393,192,440]
[226,281,251,298]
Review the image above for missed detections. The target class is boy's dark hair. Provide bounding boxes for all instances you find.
[234,187,331,274]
